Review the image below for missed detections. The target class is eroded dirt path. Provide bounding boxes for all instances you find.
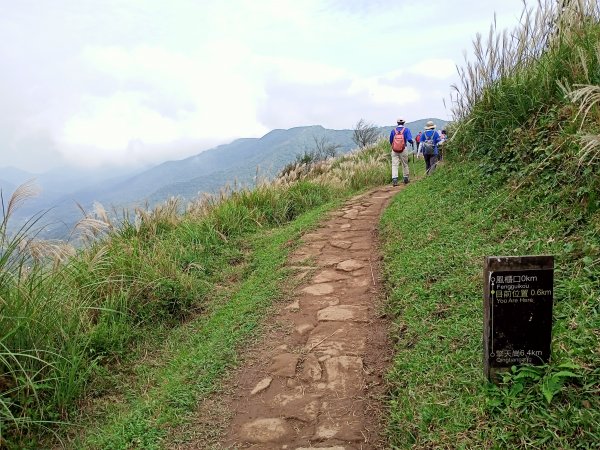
[211,186,398,449]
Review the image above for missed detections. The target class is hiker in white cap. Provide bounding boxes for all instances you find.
[388,117,414,186]
[420,120,441,175]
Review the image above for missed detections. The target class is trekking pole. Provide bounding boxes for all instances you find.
[410,144,415,180]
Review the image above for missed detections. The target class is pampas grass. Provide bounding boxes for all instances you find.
[452,0,600,121]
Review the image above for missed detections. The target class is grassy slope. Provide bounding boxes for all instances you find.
[0,143,386,448]
[67,202,336,449]
[380,160,599,448]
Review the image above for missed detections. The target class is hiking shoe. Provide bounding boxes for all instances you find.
[392,177,398,187]
[403,176,409,184]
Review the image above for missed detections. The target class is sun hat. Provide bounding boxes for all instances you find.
[424,120,436,129]
[396,117,405,124]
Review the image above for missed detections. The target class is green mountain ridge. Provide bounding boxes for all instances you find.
[3,119,446,238]
[145,119,447,203]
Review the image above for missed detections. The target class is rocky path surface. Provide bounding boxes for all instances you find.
[220,185,399,449]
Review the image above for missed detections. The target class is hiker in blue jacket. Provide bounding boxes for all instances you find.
[389,117,414,186]
[420,121,441,175]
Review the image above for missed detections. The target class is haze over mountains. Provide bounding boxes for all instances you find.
[1,119,446,239]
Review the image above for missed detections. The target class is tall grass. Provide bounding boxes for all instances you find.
[451,0,600,165]
[449,0,600,225]
[0,140,390,446]
[452,0,600,120]
[275,138,389,189]
[0,183,82,444]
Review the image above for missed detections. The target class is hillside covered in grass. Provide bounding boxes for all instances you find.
[0,141,391,448]
[380,1,599,447]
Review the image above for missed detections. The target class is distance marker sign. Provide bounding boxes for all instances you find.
[484,256,554,380]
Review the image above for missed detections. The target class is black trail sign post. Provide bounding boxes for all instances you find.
[484,256,554,381]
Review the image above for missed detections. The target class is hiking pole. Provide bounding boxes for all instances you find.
[410,143,415,180]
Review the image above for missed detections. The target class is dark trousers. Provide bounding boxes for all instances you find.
[424,154,438,175]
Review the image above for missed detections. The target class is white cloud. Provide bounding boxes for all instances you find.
[0,0,528,171]
[263,57,349,85]
[58,43,269,165]
[350,77,419,105]
[408,59,457,80]
[62,92,180,150]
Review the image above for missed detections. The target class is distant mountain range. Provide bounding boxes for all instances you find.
[0,118,446,239]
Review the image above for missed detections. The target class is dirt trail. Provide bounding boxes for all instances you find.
[200,185,398,449]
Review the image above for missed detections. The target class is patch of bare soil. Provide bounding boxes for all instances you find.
[176,185,401,450]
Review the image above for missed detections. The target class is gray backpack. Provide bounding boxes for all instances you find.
[421,130,436,155]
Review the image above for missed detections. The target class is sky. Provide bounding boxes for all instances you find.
[1,0,526,173]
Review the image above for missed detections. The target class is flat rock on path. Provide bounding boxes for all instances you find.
[211,186,398,449]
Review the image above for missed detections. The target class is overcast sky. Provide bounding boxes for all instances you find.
[1,0,526,172]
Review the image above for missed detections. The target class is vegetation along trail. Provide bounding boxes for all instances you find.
[186,184,400,449]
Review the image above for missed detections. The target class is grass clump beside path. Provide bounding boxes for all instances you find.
[380,160,599,448]
[74,204,332,449]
